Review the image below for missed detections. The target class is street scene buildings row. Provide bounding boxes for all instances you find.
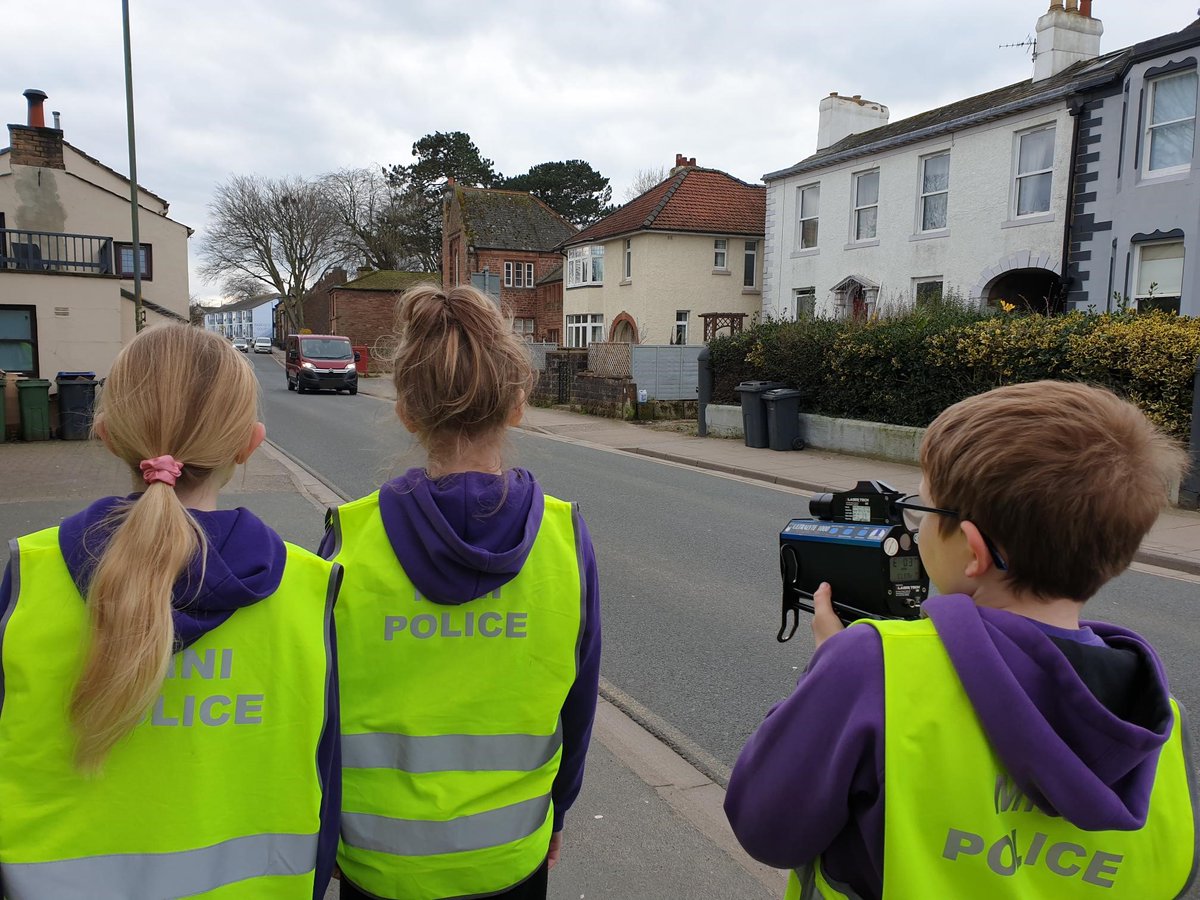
[2,2,1198,380]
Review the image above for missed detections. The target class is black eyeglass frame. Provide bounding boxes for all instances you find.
[892,495,1009,572]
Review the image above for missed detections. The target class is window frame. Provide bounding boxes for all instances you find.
[566,246,605,288]
[115,242,153,281]
[512,317,536,338]
[624,238,632,279]
[1012,126,1056,219]
[1132,239,1185,311]
[913,277,945,306]
[675,309,689,345]
[852,169,880,243]
[918,153,950,233]
[1144,70,1198,177]
[713,239,728,271]
[0,304,39,377]
[525,262,535,288]
[565,313,604,348]
[504,261,514,287]
[798,183,820,250]
[793,287,816,320]
[743,240,759,289]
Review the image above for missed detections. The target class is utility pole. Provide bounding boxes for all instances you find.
[122,0,144,331]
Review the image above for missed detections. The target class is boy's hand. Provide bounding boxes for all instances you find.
[547,830,563,870]
[811,582,844,650]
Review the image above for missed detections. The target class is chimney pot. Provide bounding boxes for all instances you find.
[23,89,48,128]
[52,110,61,130]
[675,153,686,167]
[1065,0,1079,12]
[1080,0,1093,14]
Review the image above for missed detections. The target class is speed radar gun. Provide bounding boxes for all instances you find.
[777,480,930,641]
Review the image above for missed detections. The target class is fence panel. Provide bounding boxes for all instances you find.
[588,342,632,378]
[631,345,702,401]
[526,342,559,372]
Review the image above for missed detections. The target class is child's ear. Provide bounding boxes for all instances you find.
[235,422,267,465]
[959,521,995,580]
[94,417,111,449]
[394,400,418,434]
[506,390,527,427]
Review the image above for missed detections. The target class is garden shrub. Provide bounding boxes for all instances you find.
[708,308,1200,442]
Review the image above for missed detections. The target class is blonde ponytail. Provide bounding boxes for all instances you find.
[71,324,259,770]
[71,484,204,770]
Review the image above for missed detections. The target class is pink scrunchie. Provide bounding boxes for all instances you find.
[140,455,184,487]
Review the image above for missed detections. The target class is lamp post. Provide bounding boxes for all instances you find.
[122,0,144,330]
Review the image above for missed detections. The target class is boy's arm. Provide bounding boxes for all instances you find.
[550,510,602,834]
[724,625,884,870]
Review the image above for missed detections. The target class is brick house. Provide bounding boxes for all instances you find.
[442,182,577,342]
[272,266,347,344]
[328,269,438,350]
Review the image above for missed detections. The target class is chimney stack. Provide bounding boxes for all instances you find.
[816,93,890,151]
[23,89,47,128]
[8,89,65,169]
[671,154,696,174]
[1034,0,1102,80]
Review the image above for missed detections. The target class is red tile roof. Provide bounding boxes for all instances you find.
[562,167,764,248]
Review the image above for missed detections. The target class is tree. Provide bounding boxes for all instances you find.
[623,166,668,203]
[323,167,427,272]
[198,174,343,331]
[383,131,500,273]
[501,160,613,227]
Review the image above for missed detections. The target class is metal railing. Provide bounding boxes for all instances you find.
[0,228,115,275]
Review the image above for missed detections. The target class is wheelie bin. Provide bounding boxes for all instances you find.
[763,388,806,451]
[736,381,784,449]
[56,371,98,440]
[18,378,52,441]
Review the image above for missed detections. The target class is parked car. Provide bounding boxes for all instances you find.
[253,337,272,354]
[232,339,250,352]
[285,333,358,395]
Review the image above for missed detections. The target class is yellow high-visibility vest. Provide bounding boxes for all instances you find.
[0,526,337,899]
[330,490,584,900]
[789,617,1196,899]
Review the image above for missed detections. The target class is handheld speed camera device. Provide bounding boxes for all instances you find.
[778,480,930,641]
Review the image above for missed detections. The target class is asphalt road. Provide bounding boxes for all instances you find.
[250,353,1200,780]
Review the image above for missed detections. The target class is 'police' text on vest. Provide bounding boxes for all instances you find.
[150,648,264,727]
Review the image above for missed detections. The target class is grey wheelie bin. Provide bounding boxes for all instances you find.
[763,388,806,451]
[736,381,784,449]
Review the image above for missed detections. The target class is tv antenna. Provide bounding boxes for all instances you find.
[999,34,1037,59]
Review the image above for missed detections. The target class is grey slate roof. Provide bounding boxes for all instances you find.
[767,16,1200,183]
[765,53,1128,182]
[457,186,577,252]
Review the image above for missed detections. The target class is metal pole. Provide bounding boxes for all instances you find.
[122,0,144,331]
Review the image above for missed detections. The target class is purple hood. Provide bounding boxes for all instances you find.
[58,495,286,648]
[726,594,1178,894]
[926,595,1172,829]
[377,467,544,605]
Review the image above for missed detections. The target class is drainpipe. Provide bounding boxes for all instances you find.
[1060,99,1085,313]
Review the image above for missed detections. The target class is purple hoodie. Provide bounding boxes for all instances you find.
[0,497,340,900]
[320,466,602,832]
[724,594,1182,898]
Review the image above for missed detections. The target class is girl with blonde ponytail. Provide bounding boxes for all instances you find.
[0,324,342,900]
[325,285,602,900]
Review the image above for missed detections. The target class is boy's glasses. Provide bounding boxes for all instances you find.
[892,494,1009,572]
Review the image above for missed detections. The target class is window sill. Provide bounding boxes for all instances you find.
[742,287,762,295]
[712,268,731,275]
[1138,168,1192,185]
[619,278,632,286]
[566,283,604,289]
[791,248,820,258]
[1001,213,1054,229]
[909,229,949,242]
[843,239,880,251]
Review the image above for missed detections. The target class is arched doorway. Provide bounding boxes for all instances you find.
[610,312,638,343]
[830,275,879,320]
[985,268,1062,314]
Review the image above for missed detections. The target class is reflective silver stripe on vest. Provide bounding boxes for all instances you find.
[1,831,317,900]
[342,722,563,773]
[342,793,551,857]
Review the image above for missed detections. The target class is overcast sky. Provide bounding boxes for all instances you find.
[7,1,1197,297]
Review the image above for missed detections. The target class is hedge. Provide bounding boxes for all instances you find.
[708,308,1200,442]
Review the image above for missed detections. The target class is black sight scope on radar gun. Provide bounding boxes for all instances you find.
[777,480,930,642]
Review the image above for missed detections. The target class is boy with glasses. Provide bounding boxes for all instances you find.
[725,381,1196,898]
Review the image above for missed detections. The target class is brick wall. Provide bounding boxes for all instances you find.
[330,289,403,352]
[7,125,64,169]
[474,249,563,340]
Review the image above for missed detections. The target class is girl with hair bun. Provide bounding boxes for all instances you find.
[325,284,602,900]
[0,324,341,899]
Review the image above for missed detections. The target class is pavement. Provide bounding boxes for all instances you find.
[352,377,1200,578]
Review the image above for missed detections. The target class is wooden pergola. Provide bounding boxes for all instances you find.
[700,312,747,342]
